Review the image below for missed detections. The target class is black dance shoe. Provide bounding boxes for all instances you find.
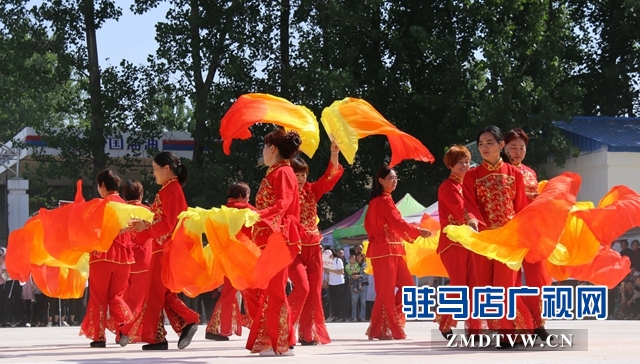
[178,323,198,349]
[534,326,552,341]
[441,330,453,340]
[90,341,106,348]
[119,334,130,347]
[142,342,168,350]
[205,333,229,341]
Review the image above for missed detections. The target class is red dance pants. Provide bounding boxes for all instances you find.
[120,251,200,344]
[125,271,149,316]
[206,277,242,337]
[81,261,132,342]
[367,255,413,340]
[288,244,330,344]
[472,255,533,334]
[438,246,482,333]
[520,260,552,328]
[245,266,295,354]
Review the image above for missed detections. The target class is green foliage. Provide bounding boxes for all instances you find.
[569,0,640,116]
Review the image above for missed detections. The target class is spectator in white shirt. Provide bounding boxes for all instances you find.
[325,249,348,322]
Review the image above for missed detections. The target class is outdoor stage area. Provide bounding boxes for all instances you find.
[0,320,636,363]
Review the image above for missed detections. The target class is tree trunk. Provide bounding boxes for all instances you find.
[280,0,290,98]
[190,0,207,167]
[81,0,107,190]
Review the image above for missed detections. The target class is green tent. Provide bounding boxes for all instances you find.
[332,193,426,245]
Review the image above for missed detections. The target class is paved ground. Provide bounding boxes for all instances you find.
[0,320,637,363]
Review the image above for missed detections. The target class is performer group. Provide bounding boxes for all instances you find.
[4,94,636,355]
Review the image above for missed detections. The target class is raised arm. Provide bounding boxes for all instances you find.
[310,161,344,202]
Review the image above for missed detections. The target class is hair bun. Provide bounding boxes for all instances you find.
[285,131,302,147]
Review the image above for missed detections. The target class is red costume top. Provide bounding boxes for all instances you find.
[462,159,528,230]
[226,198,256,211]
[253,159,301,248]
[436,174,467,254]
[299,162,344,246]
[90,192,134,264]
[364,191,422,259]
[226,198,256,237]
[127,201,152,273]
[515,163,538,203]
[136,177,188,253]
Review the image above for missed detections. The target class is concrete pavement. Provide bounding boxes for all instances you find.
[0,320,637,363]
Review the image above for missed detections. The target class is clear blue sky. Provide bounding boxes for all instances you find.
[97,0,169,66]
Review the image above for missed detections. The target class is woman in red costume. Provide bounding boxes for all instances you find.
[289,141,343,346]
[504,128,551,340]
[205,182,256,341]
[80,169,134,348]
[120,180,152,317]
[364,166,432,340]
[436,145,482,338]
[245,128,302,356]
[463,125,533,346]
[119,152,200,350]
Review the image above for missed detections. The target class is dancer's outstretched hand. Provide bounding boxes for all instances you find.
[331,141,340,154]
[129,219,148,232]
[467,219,479,232]
[419,228,432,238]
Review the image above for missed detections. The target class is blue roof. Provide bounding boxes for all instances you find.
[553,116,640,153]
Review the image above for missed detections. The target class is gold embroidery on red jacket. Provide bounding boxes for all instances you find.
[521,168,539,201]
[148,194,163,227]
[327,166,340,180]
[447,185,463,225]
[482,159,504,171]
[299,188,318,232]
[475,173,516,229]
[256,179,275,210]
[382,223,404,243]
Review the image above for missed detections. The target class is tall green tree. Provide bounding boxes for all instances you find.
[285,1,479,224]
[288,1,397,226]
[570,0,640,116]
[468,0,583,170]
[32,0,123,181]
[0,4,76,142]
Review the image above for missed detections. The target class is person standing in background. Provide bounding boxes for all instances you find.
[363,166,431,340]
[80,169,134,348]
[505,128,553,340]
[435,145,479,338]
[121,180,152,317]
[289,141,343,345]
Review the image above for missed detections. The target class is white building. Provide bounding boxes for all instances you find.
[0,127,199,185]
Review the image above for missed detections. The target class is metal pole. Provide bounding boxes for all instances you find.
[15,148,19,178]
[58,298,62,327]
